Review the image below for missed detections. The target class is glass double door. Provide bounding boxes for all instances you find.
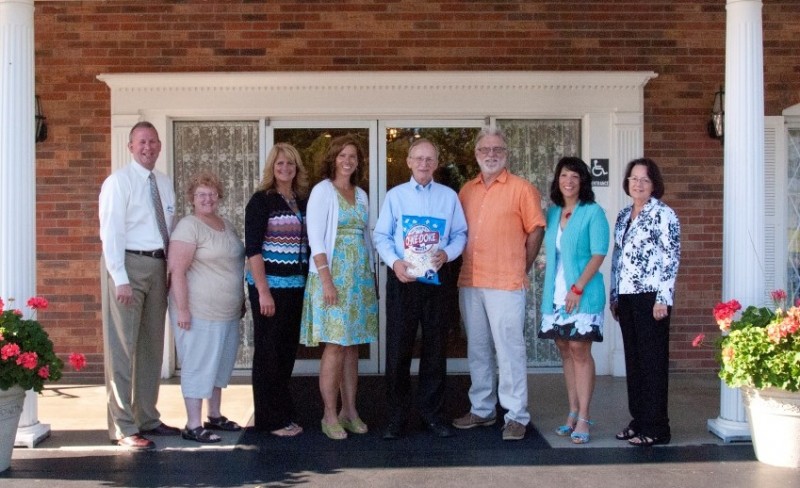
[269,120,483,375]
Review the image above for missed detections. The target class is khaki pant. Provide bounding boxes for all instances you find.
[101,254,168,440]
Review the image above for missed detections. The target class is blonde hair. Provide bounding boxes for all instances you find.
[258,143,310,199]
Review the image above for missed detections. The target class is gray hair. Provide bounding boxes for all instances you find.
[408,137,439,160]
[475,127,507,148]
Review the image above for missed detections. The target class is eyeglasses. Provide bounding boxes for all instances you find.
[476,146,507,156]
[194,191,219,199]
[409,156,436,165]
[627,176,652,185]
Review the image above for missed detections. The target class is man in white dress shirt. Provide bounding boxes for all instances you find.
[99,121,180,449]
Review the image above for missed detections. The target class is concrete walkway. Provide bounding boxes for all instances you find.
[4,373,797,487]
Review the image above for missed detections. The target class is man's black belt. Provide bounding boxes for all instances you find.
[125,249,166,260]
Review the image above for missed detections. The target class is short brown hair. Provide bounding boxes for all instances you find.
[129,121,158,143]
[622,157,665,199]
[186,170,224,201]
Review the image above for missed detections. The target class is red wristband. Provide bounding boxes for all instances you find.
[570,284,583,295]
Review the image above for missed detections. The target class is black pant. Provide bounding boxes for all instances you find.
[617,292,671,438]
[384,267,448,425]
[248,285,304,432]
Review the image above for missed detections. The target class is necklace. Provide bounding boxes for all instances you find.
[279,191,295,204]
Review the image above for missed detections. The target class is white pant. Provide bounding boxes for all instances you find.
[459,287,530,426]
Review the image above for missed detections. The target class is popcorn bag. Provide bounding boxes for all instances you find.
[402,215,444,285]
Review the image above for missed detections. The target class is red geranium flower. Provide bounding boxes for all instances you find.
[713,299,741,332]
[770,289,787,303]
[68,353,86,371]
[37,365,50,379]
[26,296,49,310]
[16,351,39,370]
[1,343,21,360]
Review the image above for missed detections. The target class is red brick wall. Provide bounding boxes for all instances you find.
[32,1,800,375]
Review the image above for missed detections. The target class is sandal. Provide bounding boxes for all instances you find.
[338,416,368,434]
[204,415,241,432]
[555,411,578,436]
[181,426,221,443]
[628,433,671,447]
[321,420,347,440]
[615,426,638,440]
[271,422,303,437]
[570,417,593,444]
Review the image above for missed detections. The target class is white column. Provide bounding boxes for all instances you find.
[611,112,646,376]
[707,0,764,442]
[0,0,50,447]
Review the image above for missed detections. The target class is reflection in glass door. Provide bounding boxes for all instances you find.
[379,121,483,373]
[173,121,260,370]
[272,122,379,374]
[497,119,581,367]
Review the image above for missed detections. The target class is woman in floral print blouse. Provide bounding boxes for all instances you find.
[609,158,680,448]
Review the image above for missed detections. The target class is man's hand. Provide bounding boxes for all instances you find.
[431,250,448,271]
[116,284,133,306]
[392,260,417,283]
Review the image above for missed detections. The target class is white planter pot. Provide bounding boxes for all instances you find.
[741,386,800,469]
[0,386,26,473]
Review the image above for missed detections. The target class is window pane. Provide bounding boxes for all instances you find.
[788,128,800,303]
[498,119,581,367]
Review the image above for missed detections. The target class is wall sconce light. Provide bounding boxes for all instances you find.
[707,86,724,143]
[35,95,48,143]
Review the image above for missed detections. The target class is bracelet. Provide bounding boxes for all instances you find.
[317,264,328,270]
[570,284,583,295]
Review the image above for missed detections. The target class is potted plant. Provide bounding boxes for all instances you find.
[0,296,85,472]
[695,290,800,468]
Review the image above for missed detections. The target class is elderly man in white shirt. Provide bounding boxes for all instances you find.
[99,121,180,450]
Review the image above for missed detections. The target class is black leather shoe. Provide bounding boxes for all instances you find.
[114,434,155,450]
[426,421,454,438]
[382,423,403,440]
[141,423,181,436]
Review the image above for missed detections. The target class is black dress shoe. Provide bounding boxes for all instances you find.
[382,423,403,440]
[115,434,155,450]
[426,421,454,438]
[141,423,181,436]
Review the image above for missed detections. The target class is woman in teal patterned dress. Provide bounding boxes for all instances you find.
[300,135,378,440]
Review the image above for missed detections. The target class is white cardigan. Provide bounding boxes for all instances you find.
[306,179,375,274]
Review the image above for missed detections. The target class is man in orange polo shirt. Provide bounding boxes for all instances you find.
[452,127,545,441]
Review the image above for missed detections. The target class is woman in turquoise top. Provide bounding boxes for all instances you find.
[539,157,609,444]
